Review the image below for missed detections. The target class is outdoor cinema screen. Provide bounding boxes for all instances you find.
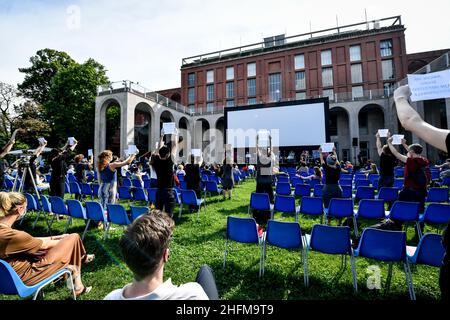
[225,98,329,148]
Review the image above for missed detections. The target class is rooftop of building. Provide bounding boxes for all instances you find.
[181,15,404,69]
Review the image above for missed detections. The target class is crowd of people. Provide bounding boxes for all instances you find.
[0,85,449,300]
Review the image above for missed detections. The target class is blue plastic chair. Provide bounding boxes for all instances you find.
[19,193,37,227]
[223,216,264,276]
[275,182,292,196]
[81,183,94,200]
[180,189,206,220]
[122,178,132,187]
[49,196,70,232]
[407,233,445,267]
[395,167,405,178]
[377,187,399,203]
[105,204,132,240]
[130,205,150,221]
[354,228,415,300]
[273,195,298,220]
[0,259,75,300]
[66,199,87,233]
[298,197,324,222]
[131,179,143,189]
[387,201,420,225]
[261,220,307,286]
[417,203,450,238]
[248,192,273,217]
[205,181,223,197]
[294,184,311,198]
[83,201,107,240]
[339,179,352,186]
[313,184,323,197]
[304,224,357,291]
[132,187,148,203]
[394,179,404,189]
[324,198,354,222]
[147,188,157,204]
[354,186,375,201]
[69,182,82,199]
[341,185,353,198]
[117,186,133,201]
[426,187,449,203]
[353,199,385,237]
[354,179,370,189]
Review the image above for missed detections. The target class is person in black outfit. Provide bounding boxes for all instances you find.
[0,129,18,190]
[73,153,93,200]
[23,139,47,193]
[185,154,203,199]
[376,131,397,189]
[393,84,450,300]
[49,138,78,198]
[151,131,178,217]
[320,147,342,210]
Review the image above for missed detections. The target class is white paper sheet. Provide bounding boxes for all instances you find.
[320,142,335,153]
[163,122,176,135]
[392,134,404,145]
[408,69,450,102]
[192,149,202,157]
[378,129,389,138]
[88,149,93,157]
[68,137,75,146]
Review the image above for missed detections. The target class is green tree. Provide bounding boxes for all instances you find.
[0,81,19,137]
[13,101,51,147]
[45,59,109,153]
[18,49,76,104]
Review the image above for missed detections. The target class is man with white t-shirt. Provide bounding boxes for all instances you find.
[104,210,218,300]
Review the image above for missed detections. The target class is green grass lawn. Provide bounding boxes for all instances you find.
[0,180,442,300]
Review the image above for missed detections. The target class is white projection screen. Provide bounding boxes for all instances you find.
[225,98,330,148]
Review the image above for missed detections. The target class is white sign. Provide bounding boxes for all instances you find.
[392,134,404,145]
[378,129,389,138]
[127,145,139,155]
[87,149,93,157]
[163,122,177,135]
[68,137,76,146]
[192,149,202,157]
[320,142,335,153]
[38,137,47,145]
[408,69,450,102]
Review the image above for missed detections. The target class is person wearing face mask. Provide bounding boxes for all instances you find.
[0,192,94,296]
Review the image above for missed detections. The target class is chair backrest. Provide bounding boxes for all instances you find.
[226,216,260,243]
[24,193,38,211]
[0,259,24,296]
[299,197,323,215]
[356,199,385,219]
[354,186,375,200]
[290,177,302,188]
[413,233,446,267]
[143,179,151,189]
[64,182,70,194]
[130,206,150,221]
[69,182,81,195]
[133,187,148,202]
[422,203,450,225]
[275,182,291,196]
[177,173,185,182]
[122,178,132,187]
[378,187,399,202]
[181,190,199,206]
[106,204,131,225]
[81,183,93,196]
[426,187,449,203]
[92,183,100,196]
[294,184,311,197]
[49,196,68,215]
[266,220,303,249]
[131,179,143,189]
[393,179,404,189]
[117,186,133,200]
[389,201,420,222]
[66,199,86,219]
[355,179,370,189]
[276,175,289,184]
[357,228,406,262]
[274,195,296,213]
[327,198,354,218]
[309,179,321,189]
[395,167,404,177]
[341,185,353,198]
[309,224,352,255]
[368,174,380,185]
[180,181,188,190]
[32,194,42,211]
[354,173,366,181]
[250,192,271,211]
[339,179,352,186]
[206,181,220,193]
[313,184,323,197]
[147,188,157,204]
[85,201,106,222]
[40,195,52,213]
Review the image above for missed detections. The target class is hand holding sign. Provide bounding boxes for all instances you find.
[127,145,139,155]
[162,122,177,135]
[68,137,76,146]
[392,134,404,145]
[378,129,389,138]
[88,149,93,157]
[38,137,47,146]
[192,149,202,157]
[407,70,450,102]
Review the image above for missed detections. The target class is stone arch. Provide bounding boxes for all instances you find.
[100,98,122,156]
[358,103,385,163]
[159,110,175,131]
[178,117,190,159]
[134,102,154,154]
[329,106,351,162]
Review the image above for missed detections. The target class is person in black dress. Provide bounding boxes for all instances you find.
[49,138,78,198]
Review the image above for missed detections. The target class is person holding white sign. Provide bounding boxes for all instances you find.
[375,131,397,190]
[49,138,78,198]
[150,131,179,217]
[0,129,19,189]
[393,84,450,301]
[319,146,342,211]
[97,150,136,211]
[23,138,47,193]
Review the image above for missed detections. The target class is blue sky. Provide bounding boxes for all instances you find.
[1,0,449,91]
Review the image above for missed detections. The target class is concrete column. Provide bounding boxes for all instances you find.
[348,108,360,166]
[151,108,161,151]
[120,93,134,158]
[446,98,450,130]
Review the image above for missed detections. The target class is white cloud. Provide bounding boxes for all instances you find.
[1,0,449,92]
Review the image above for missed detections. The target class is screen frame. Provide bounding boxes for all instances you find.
[224,97,331,147]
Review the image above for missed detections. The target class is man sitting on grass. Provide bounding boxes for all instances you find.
[104,210,217,300]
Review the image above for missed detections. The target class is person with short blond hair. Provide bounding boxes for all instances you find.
[0,192,94,296]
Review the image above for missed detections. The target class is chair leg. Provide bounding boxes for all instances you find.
[223,240,228,270]
[353,216,359,237]
[82,220,91,241]
[350,254,358,292]
[103,222,111,240]
[32,211,41,229]
[178,204,183,218]
[63,217,72,234]
[404,262,416,300]
[385,263,393,295]
[416,222,423,239]
[302,248,309,287]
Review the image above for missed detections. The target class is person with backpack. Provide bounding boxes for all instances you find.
[387,135,430,230]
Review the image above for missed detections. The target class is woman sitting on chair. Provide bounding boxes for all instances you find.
[0,192,94,296]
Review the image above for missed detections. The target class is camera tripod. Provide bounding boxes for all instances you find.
[12,161,52,234]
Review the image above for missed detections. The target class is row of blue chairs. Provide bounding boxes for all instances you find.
[225,216,445,300]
